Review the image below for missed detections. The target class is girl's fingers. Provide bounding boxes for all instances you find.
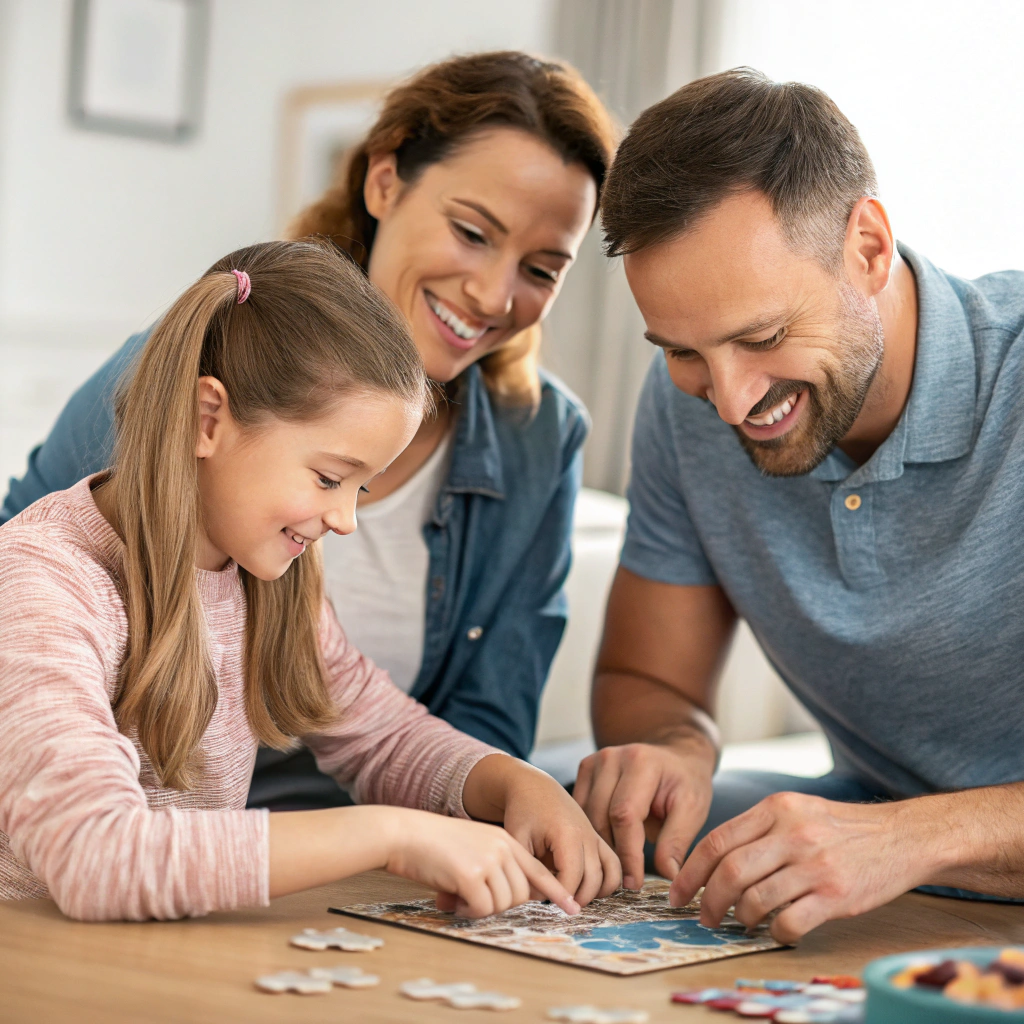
[572,755,595,809]
[486,862,515,915]
[551,832,585,900]
[506,855,532,908]
[575,839,603,907]
[510,840,580,916]
[597,837,623,898]
[435,890,458,913]
[453,873,496,919]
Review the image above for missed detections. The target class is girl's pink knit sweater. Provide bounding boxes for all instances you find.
[0,477,498,920]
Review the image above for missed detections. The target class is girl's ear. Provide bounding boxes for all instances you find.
[196,377,230,458]
[363,152,402,221]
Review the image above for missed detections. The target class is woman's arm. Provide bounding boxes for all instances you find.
[1,330,150,523]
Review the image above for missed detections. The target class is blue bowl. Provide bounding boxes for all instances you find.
[864,947,1024,1022]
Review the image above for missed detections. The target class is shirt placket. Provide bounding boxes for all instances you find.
[830,484,884,589]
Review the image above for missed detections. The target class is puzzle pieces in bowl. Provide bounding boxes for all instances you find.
[289,926,384,951]
[547,1006,649,1023]
[399,978,521,1010]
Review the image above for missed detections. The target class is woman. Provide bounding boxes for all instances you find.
[1,51,616,810]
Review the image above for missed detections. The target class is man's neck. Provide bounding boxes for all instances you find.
[837,252,919,465]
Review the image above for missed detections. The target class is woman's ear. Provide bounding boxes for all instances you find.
[363,152,402,221]
[196,377,230,459]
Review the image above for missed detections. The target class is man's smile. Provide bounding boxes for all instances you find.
[739,388,807,440]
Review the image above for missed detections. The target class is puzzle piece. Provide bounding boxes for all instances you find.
[547,1007,650,1024]
[399,978,521,1010]
[255,970,333,994]
[307,965,380,988]
[289,926,384,951]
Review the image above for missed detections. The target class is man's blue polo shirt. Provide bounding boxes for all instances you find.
[621,245,1024,798]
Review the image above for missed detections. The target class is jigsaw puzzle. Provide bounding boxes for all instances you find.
[333,879,783,976]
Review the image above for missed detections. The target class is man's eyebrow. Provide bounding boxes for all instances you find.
[318,451,367,470]
[644,312,788,351]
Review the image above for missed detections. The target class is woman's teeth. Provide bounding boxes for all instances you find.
[426,294,487,341]
[746,392,797,427]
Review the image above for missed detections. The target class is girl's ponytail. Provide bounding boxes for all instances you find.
[110,241,426,790]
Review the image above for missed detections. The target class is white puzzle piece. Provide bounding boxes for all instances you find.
[547,1007,650,1024]
[289,926,384,951]
[399,978,521,1010]
[255,970,332,995]
[308,965,380,988]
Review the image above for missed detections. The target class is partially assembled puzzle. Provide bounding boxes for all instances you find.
[333,878,783,976]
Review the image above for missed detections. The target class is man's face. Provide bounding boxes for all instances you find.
[624,191,884,476]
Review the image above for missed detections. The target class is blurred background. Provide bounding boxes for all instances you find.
[2,0,1022,775]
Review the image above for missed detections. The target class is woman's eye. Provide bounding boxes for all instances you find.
[317,475,341,490]
[453,221,486,245]
[526,265,558,284]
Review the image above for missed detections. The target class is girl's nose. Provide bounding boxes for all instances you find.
[323,502,357,537]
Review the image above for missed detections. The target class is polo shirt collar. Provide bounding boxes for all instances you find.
[442,363,506,500]
[810,243,976,484]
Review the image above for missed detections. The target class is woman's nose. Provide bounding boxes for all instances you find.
[463,260,515,318]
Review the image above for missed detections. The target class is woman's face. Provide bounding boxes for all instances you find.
[364,127,598,383]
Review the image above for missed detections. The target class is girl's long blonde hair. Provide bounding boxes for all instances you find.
[111,240,427,790]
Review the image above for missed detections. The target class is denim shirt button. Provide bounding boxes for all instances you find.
[466,626,484,641]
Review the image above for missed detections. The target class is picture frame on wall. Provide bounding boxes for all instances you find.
[67,0,209,143]
[276,81,391,236]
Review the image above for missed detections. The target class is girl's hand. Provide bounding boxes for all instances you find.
[383,808,580,918]
[463,755,623,907]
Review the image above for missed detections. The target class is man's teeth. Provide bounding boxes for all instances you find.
[426,294,487,341]
[746,393,797,427]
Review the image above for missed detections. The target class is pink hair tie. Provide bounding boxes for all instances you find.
[231,269,251,304]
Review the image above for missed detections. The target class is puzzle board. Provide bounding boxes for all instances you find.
[333,879,784,976]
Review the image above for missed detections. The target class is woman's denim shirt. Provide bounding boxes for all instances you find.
[1,329,589,760]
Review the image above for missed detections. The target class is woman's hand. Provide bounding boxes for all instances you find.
[463,754,623,907]
[383,808,580,918]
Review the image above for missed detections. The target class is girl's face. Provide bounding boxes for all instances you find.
[194,379,420,579]
[364,127,598,383]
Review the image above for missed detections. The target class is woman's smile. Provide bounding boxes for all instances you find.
[423,290,492,352]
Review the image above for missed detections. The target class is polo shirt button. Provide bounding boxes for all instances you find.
[466,626,483,641]
[844,493,862,511]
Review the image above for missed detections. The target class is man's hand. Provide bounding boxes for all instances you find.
[573,741,714,890]
[670,792,923,943]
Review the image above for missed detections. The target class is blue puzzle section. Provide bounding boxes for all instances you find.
[575,919,734,951]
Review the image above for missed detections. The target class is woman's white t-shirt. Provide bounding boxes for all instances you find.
[321,430,453,693]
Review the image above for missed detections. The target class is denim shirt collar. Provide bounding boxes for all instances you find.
[435,364,506,518]
[809,243,976,485]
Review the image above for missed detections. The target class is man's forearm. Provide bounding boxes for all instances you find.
[908,781,1024,897]
[591,671,720,764]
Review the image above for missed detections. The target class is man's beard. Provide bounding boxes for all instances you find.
[734,286,885,477]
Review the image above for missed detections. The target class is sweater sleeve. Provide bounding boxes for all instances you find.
[304,602,502,816]
[0,527,268,921]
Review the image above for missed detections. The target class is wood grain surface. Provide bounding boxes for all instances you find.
[3,871,1023,1022]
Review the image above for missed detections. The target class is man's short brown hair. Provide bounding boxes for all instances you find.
[601,68,878,273]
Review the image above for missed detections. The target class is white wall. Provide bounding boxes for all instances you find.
[0,0,553,341]
[698,0,1024,281]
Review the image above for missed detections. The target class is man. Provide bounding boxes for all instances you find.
[574,68,1024,943]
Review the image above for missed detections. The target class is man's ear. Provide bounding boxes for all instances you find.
[843,196,895,297]
[363,152,402,221]
[196,376,230,459]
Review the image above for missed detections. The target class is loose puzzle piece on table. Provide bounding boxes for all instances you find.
[332,878,783,975]
[672,976,865,1022]
[289,926,384,951]
[255,970,333,994]
[255,965,379,994]
[399,978,521,1010]
[547,1006,649,1023]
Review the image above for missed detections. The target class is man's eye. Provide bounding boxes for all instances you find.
[526,265,558,284]
[666,348,698,362]
[746,327,787,351]
[317,475,341,490]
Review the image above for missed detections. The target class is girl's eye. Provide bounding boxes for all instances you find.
[317,475,341,490]
[359,485,370,494]
[453,220,486,245]
[746,326,787,351]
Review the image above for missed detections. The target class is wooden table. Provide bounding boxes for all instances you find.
[3,873,1024,1023]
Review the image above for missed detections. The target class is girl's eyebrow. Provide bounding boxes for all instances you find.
[318,451,367,470]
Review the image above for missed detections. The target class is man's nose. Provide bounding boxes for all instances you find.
[705,354,772,426]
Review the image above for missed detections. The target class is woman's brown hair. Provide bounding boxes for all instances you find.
[290,50,616,407]
[111,240,427,790]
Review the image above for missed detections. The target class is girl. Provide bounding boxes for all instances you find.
[0,240,620,921]
[1,52,617,815]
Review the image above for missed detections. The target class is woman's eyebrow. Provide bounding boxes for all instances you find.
[451,197,507,233]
